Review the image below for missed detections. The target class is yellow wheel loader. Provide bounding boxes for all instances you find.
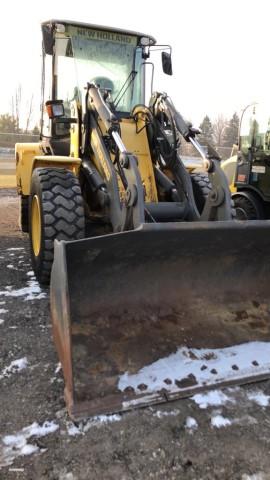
[16,20,270,420]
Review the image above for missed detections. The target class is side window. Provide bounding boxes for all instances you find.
[54,37,78,136]
[41,53,52,137]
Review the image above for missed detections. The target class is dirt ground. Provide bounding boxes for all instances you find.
[1,188,270,480]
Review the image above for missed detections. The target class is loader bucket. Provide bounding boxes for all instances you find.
[50,220,270,420]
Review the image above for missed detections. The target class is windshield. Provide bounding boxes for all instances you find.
[54,25,144,113]
[240,103,270,153]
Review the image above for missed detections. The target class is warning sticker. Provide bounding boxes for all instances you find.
[251,165,266,174]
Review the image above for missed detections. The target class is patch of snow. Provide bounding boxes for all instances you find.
[0,279,46,301]
[0,308,8,314]
[55,362,62,374]
[247,391,270,407]
[0,319,4,325]
[242,473,268,480]
[22,421,59,437]
[0,357,28,379]
[26,271,35,277]
[66,423,81,436]
[185,416,198,430]
[0,420,58,467]
[7,264,16,269]
[9,253,15,256]
[152,409,180,419]
[66,414,121,436]
[7,248,24,251]
[118,342,270,397]
[0,301,6,305]
[83,414,121,432]
[192,390,233,409]
[20,444,39,456]
[211,414,232,428]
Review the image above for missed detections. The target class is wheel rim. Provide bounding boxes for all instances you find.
[31,195,41,256]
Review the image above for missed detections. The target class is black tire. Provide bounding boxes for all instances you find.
[29,168,85,285]
[190,172,212,214]
[233,193,264,220]
[191,172,236,218]
[19,195,29,233]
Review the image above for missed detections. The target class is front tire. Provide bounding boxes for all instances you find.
[29,168,85,285]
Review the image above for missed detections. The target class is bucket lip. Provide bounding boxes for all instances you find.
[58,219,270,248]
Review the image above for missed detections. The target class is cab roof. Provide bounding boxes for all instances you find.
[41,19,156,47]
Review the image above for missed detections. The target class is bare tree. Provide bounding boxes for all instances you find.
[25,94,34,133]
[212,115,227,146]
[15,84,22,132]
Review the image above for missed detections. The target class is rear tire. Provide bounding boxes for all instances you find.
[233,193,263,220]
[190,172,212,214]
[191,172,236,219]
[29,168,85,285]
[19,195,29,233]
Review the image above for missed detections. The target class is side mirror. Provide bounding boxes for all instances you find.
[162,52,173,75]
[45,100,65,119]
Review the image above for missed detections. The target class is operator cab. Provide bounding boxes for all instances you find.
[40,20,172,156]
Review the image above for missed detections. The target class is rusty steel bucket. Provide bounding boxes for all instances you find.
[50,220,270,420]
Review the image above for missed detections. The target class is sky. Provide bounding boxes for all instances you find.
[1,0,269,129]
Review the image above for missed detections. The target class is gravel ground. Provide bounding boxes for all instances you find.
[1,188,270,480]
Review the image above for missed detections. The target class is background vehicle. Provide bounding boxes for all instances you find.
[16,20,270,419]
[222,103,270,219]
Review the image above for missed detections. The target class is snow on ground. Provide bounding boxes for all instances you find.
[6,248,25,251]
[0,319,4,325]
[118,342,270,397]
[185,416,198,431]
[66,414,122,436]
[0,308,8,314]
[152,409,180,419]
[242,473,269,480]
[191,390,234,409]
[0,279,46,301]
[246,391,270,407]
[211,414,232,428]
[0,421,59,467]
[0,357,28,379]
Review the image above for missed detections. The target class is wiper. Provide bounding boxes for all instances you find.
[113,70,137,109]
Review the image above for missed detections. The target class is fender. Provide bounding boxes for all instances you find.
[16,142,81,196]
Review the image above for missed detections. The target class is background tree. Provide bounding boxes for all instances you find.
[32,124,40,135]
[213,115,227,146]
[25,94,34,133]
[199,115,214,145]
[222,112,239,147]
[0,113,18,133]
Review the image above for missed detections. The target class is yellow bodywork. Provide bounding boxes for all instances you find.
[121,116,158,203]
[90,112,158,203]
[221,155,237,193]
[16,142,81,196]
[31,195,42,256]
[16,104,158,204]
